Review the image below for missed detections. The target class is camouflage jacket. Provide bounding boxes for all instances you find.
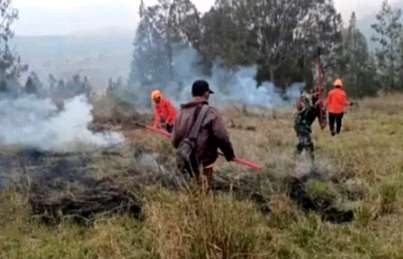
[294,92,318,134]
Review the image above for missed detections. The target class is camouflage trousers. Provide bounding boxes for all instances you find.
[296,131,314,160]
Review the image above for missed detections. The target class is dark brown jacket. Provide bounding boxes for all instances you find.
[172,97,235,167]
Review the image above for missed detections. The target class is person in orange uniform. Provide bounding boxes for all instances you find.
[326,79,351,136]
[151,90,177,133]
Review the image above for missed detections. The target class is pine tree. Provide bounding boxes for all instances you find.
[371,0,402,90]
[24,71,43,95]
[128,0,200,92]
[339,12,379,97]
[200,0,342,87]
[400,38,403,83]
[48,74,57,93]
[129,3,169,89]
[0,0,27,91]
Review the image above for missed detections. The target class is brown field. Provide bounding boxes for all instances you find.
[0,94,403,258]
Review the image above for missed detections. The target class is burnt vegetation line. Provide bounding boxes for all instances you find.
[0,142,360,225]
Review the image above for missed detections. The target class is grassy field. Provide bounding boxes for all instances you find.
[1,94,403,258]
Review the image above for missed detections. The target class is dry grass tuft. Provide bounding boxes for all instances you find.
[145,191,269,259]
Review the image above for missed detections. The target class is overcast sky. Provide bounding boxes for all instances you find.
[12,0,402,36]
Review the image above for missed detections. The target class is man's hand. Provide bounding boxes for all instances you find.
[225,154,235,162]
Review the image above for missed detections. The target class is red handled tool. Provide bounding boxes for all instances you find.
[141,125,263,171]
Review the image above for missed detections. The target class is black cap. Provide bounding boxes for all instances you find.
[192,80,214,97]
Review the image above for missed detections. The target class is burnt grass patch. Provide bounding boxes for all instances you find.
[213,171,358,224]
[0,145,361,225]
[288,177,355,223]
[29,176,143,225]
[0,146,183,224]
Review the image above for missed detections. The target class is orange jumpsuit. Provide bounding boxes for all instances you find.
[153,98,176,130]
[326,88,349,114]
[326,87,350,135]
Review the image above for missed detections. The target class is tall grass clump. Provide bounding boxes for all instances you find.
[145,190,271,259]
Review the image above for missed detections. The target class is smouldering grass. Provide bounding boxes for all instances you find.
[1,94,403,258]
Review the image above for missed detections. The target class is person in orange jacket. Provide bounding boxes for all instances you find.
[326,79,351,136]
[151,90,177,133]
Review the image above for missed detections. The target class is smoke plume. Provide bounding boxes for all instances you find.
[0,95,123,151]
[131,48,303,107]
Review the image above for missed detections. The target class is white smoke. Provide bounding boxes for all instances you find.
[141,48,303,108]
[0,95,123,151]
[209,66,302,108]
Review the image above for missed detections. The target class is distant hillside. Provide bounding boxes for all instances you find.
[12,32,133,89]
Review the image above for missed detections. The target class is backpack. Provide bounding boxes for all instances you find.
[176,104,209,176]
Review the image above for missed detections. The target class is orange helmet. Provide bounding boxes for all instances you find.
[151,89,162,101]
[333,78,344,88]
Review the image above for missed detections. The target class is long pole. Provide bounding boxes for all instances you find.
[141,125,263,171]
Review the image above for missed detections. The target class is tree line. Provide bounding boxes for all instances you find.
[0,0,401,100]
[129,0,403,98]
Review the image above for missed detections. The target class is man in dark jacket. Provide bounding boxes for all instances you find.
[172,80,235,189]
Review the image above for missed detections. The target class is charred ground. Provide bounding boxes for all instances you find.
[0,94,403,258]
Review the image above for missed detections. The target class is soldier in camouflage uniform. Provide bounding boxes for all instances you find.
[294,90,321,160]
